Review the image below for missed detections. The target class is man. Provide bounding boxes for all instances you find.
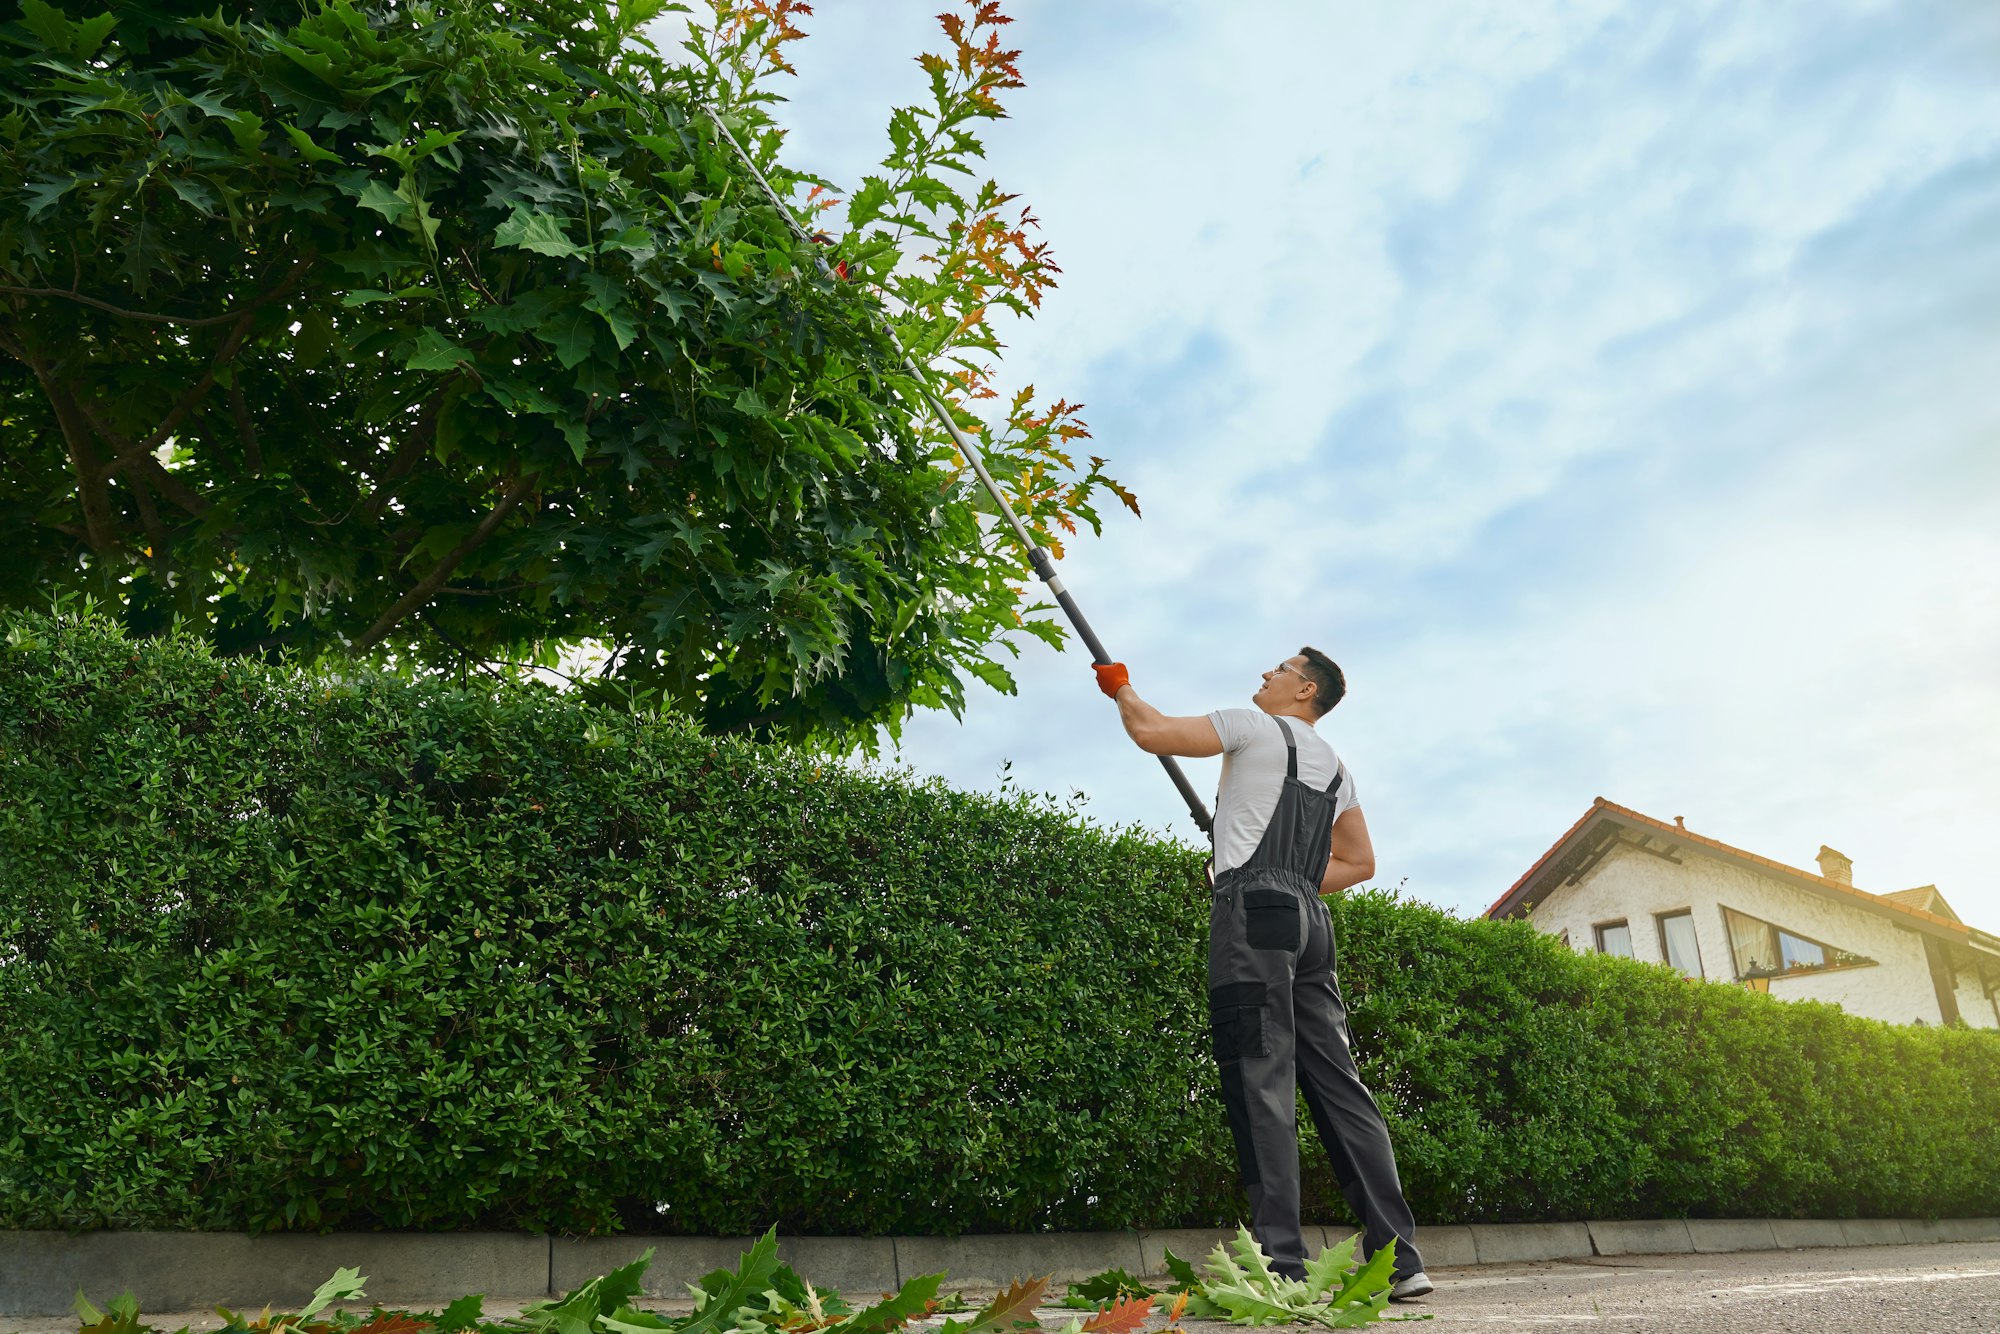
[1094,649,1432,1302]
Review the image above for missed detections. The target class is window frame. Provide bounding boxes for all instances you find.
[1594,919,1634,958]
[1655,908,1703,979]
[1719,903,1877,982]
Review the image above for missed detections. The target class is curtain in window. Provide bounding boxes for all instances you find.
[1724,907,1778,976]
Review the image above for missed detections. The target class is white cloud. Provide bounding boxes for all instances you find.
[752,2,2000,931]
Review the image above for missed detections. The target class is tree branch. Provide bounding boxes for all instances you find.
[27,362,121,552]
[351,472,538,653]
[356,389,451,525]
[73,399,213,517]
[129,470,172,568]
[228,378,263,471]
[96,307,262,479]
[0,284,278,328]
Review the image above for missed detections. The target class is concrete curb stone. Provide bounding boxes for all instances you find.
[1686,1219,1778,1254]
[0,1232,549,1314]
[1768,1219,1849,1249]
[1134,1230,1235,1280]
[784,1238,899,1297]
[1467,1222,1592,1264]
[1838,1218,1909,1247]
[891,1234,1143,1290]
[1588,1219,1693,1257]
[1901,1218,2000,1244]
[1409,1225,1477,1269]
[551,1237,754,1298]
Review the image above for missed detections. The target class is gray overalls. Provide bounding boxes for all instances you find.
[1207,717,1423,1281]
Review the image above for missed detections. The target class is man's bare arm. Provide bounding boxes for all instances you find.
[1321,806,1375,894]
[1113,685,1223,758]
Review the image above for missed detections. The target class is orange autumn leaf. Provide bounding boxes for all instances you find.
[1081,1296,1153,1334]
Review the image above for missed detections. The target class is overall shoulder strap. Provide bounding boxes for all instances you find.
[1325,758,1345,800]
[1275,715,1298,780]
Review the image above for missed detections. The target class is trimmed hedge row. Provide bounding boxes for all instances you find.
[2,612,1997,1235]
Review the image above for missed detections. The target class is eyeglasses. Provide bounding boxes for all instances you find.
[1271,662,1309,681]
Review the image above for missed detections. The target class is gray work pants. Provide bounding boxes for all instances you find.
[1208,872,1424,1280]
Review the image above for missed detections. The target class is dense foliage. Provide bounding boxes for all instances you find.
[4,613,1998,1234]
[0,0,1127,743]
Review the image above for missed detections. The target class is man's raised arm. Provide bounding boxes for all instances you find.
[1095,663,1223,758]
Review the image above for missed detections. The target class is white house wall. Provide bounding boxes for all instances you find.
[1527,839,1997,1028]
[1948,947,2000,1028]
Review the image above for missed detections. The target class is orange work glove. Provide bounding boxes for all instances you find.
[1094,662,1130,699]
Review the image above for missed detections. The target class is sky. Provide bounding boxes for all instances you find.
[664,1,2000,927]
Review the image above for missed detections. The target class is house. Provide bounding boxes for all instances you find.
[1485,799,2000,1029]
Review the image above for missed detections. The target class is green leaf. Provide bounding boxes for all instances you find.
[1062,1269,1153,1308]
[283,122,343,165]
[167,177,220,215]
[1327,1238,1396,1311]
[558,416,589,464]
[1160,1249,1201,1294]
[436,1293,484,1333]
[677,1227,782,1334]
[1302,1233,1359,1301]
[224,111,266,152]
[356,178,409,225]
[846,176,892,230]
[601,1311,674,1334]
[964,658,1015,694]
[582,273,636,350]
[22,175,80,219]
[841,1272,943,1334]
[19,1,74,53]
[297,1268,365,1321]
[538,304,599,369]
[495,205,585,258]
[404,328,472,372]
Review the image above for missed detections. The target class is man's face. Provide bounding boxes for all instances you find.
[1253,654,1316,714]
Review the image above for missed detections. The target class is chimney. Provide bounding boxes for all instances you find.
[1817,845,1853,885]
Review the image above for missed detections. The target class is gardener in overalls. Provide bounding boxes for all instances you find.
[1095,650,1432,1302]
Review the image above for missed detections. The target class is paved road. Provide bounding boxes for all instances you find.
[1349,1240,2000,1331]
[7,1241,1997,1334]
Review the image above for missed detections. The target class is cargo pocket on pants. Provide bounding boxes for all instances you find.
[1209,980,1269,1062]
[1244,888,1300,951]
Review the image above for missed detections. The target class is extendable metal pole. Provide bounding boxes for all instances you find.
[701,107,1214,835]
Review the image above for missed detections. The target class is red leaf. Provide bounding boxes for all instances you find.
[1080,1296,1152,1334]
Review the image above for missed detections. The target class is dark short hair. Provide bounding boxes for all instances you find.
[1297,646,1346,716]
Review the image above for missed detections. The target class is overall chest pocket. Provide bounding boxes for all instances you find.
[1244,887,1300,951]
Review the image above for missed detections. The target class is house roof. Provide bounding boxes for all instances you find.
[1879,885,1961,923]
[1486,798,2000,960]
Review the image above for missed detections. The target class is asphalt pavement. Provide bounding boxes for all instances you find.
[1355,1240,2000,1330]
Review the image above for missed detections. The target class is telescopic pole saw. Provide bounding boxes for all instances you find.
[701,107,1215,836]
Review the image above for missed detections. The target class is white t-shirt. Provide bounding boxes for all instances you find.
[1206,708,1359,874]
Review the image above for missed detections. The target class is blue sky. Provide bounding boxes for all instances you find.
[686,1,2000,928]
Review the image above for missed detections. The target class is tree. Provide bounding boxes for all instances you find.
[0,0,1134,742]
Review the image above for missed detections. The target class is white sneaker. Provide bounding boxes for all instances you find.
[1389,1271,1434,1302]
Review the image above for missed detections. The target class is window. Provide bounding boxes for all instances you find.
[1595,920,1633,958]
[1722,906,1874,980]
[1656,911,1703,978]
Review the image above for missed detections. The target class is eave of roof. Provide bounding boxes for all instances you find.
[1487,798,2000,959]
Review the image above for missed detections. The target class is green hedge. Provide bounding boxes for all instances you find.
[3,612,1997,1234]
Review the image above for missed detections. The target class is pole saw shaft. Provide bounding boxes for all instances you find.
[701,108,1214,835]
